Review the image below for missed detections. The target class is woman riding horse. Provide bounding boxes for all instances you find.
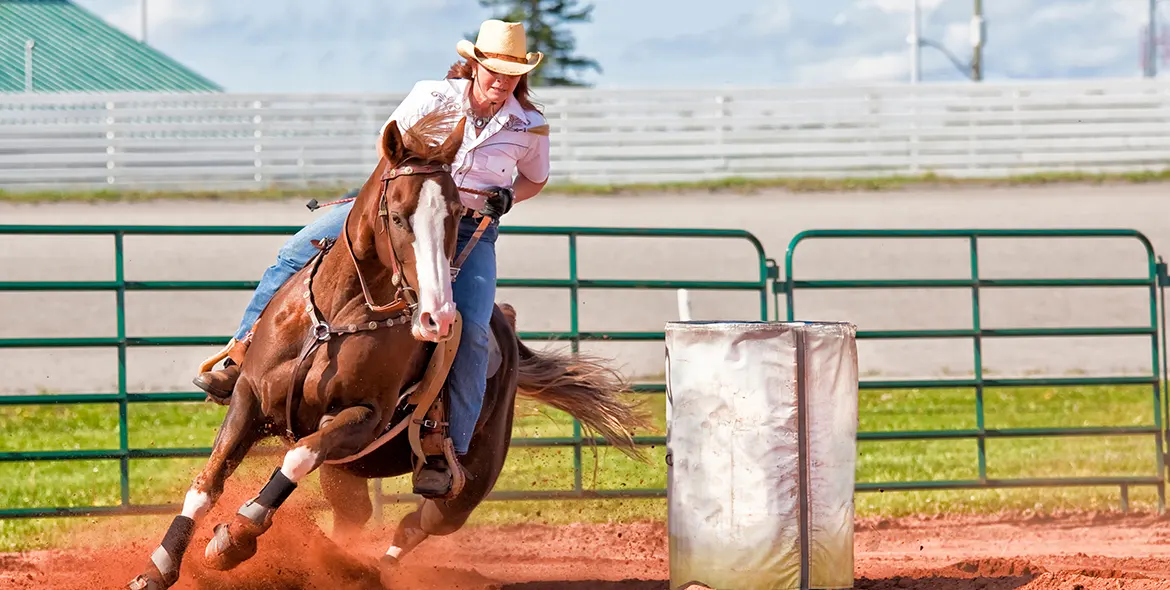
[193,19,550,498]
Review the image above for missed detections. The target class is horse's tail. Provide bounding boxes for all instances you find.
[502,306,652,463]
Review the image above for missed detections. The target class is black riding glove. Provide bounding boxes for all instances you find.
[481,187,514,220]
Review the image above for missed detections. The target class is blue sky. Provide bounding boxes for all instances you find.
[73,0,1167,93]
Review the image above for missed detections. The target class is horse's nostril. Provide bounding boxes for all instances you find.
[422,312,437,329]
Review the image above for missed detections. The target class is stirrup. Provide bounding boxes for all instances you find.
[197,338,237,374]
[411,439,467,499]
[197,334,251,374]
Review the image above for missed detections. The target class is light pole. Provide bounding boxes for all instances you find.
[908,0,985,83]
[971,0,984,81]
[140,0,148,43]
[24,39,34,93]
[917,38,978,80]
[909,0,921,83]
[1149,0,1168,77]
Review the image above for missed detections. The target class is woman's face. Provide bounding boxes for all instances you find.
[474,62,520,104]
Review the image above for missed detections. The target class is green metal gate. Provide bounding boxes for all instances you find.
[3,223,1167,521]
[0,224,771,519]
[780,229,1167,512]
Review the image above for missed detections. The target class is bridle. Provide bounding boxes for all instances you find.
[339,158,495,318]
[341,159,450,318]
[283,157,490,441]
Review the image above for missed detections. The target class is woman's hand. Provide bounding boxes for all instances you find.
[482,187,514,220]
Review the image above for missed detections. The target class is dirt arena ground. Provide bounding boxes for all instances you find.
[2,508,1170,589]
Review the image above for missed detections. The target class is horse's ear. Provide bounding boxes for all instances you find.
[379,120,407,164]
[436,116,467,164]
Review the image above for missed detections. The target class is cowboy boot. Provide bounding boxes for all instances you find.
[412,436,468,499]
[412,456,453,498]
[194,337,249,405]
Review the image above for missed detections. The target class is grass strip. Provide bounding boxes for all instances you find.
[0,383,1163,551]
[3,168,1170,204]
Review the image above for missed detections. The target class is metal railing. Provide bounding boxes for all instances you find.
[0,224,772,519]
[4,223,1168,520]
[780,228,1167,511]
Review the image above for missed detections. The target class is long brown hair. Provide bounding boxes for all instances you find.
[446,59,542,113]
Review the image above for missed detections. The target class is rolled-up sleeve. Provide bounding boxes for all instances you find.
[517,132,550,184]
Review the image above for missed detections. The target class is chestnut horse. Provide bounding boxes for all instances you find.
[126,108,650,590]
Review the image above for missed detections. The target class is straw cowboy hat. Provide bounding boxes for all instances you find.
[457,19,543,76]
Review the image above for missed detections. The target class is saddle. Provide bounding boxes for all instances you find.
[322,308,503,497]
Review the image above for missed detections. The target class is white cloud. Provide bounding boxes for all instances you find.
[856,0,946,15]
[752,0,793,33]
[796,51,909,83]
[61,0,1170,91]
[941,21,969,51]
[75,0,214,39]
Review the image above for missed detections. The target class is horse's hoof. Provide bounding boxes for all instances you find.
[126,571,168,590]
[126,547,180,590]
[376,553,408,588]
[203,522,257,571]
[379,553,401,568]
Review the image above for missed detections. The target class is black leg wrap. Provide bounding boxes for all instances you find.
[256,467,297,509]
[126,516,195,589]
[161,515,195,560]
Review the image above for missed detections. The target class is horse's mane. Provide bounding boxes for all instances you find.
[400,104,463,163]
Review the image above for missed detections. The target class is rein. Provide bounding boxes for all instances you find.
[282,159,488,442]
[310,183,493,287]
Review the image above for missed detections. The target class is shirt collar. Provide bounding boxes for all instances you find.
[455,78,529,131]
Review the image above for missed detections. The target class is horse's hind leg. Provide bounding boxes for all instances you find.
[126,380,263,590]
[320,463,373,544]
[382,498,473,566]
[383,436,508,567]
[204,404,379,571]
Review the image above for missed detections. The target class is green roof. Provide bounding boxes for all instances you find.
[0,0,221,93]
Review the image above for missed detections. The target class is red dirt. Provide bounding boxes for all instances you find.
[4,507,1170,589]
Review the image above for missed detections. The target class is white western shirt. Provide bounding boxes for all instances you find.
[378,78,550,211]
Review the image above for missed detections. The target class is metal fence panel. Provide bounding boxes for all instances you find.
[780,228,1167,512]
[0,223,771,519]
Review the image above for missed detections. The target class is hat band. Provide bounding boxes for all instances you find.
[478,50,529,64]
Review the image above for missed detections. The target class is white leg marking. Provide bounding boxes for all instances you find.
[385,545,404,559]
[280,446,320,483]
[181,489,212,520]
[410,179,455,339]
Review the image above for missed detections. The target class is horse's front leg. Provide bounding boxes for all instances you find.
[203,403,379,572]
[126,380,263,590]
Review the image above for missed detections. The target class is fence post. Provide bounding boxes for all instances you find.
[23,39,35,92]
[715,94,729,174]
[558,96,572,184]
[105,101,116,186]
[908,87,920,174]
[253,99,264,186]
[676,289,692,321]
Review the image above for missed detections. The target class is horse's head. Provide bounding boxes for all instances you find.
[364,108,467,343]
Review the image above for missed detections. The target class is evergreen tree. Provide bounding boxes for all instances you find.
[470,0,601,87]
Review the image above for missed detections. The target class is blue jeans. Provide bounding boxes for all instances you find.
[234,198,499,456]
[234,199,354,341]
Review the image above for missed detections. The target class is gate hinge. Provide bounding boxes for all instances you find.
[1158,257,1170,287]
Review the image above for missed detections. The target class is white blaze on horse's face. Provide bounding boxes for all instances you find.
[410,178,456,342]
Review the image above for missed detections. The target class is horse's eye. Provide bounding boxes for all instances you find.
[390,212,408,230]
